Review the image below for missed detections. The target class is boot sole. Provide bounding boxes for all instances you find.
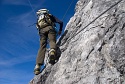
[49,55,55,65]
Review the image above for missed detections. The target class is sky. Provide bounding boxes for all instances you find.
[0,0,77,84]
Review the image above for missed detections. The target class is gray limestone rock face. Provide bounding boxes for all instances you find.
[30,0,125,84]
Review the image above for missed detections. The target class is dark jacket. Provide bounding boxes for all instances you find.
[49,14,63,31]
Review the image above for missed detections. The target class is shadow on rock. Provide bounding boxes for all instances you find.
[55,46,61,62]
[57,30,68,46]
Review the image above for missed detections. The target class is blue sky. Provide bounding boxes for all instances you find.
[0,0,77,84]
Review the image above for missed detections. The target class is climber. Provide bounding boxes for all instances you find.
[34,8,63,75]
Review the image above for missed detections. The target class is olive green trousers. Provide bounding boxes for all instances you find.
[36,26,56,65]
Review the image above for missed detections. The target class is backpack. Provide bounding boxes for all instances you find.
[37,14,54,28]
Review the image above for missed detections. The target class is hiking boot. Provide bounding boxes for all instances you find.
[34,64,41,75]
[49,49,56,65]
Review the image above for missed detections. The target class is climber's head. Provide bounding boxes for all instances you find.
[36,8,49,16]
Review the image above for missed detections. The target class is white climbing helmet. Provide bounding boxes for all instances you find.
[36,8,49,15]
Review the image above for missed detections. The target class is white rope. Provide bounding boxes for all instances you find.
[62,0,75,21]
[67,0,123,42]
